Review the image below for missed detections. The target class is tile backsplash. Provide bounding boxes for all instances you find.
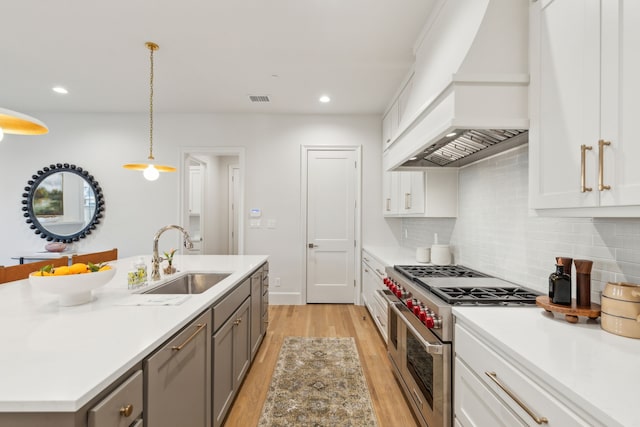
[402,145,640,302]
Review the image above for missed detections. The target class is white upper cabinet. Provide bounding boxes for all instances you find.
[383,169,457,218]
[382,73,414,152]
[530,0,640,214]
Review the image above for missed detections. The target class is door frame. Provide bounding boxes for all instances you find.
[180,147,246,255]
[300,145,362,305]
[227,164,240,254]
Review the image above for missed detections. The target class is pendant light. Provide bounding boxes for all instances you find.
[0,108,48,142]
[123,41,176,181]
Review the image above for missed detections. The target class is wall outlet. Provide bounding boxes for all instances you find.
[274,277,281,287]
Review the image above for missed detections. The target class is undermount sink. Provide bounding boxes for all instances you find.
[144,272,231,294]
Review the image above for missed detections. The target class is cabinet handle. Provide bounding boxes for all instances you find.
[386,198,391,211]
[364,268,370,273]
[580,144,593,193]
[363,257,370,262]
[598,139,611,191]
[411,387,423,406]
[119,404,134,417]
[375,269,384,276]
[171,323,206,351]
[404,193,411,209]
[485,371,548,424]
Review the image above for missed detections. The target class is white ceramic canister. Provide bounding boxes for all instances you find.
[431,244,451,265]
[416,247,430,263]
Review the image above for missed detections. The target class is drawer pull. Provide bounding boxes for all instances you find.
[119,404,133,417]
[485,371,548,424]
[171,323,206,351]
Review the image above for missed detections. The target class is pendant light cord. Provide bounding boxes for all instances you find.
[148,45,155,161]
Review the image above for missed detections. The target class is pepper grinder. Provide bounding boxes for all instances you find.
[574,259,593,307]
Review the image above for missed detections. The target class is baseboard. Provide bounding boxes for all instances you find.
[269,292,303,305]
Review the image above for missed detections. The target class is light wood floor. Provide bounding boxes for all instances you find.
[223,304,419,427]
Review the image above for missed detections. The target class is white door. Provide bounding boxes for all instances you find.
[306,149,357,303]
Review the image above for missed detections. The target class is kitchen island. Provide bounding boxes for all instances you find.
[0,254,267,425]
[453,306,639,427]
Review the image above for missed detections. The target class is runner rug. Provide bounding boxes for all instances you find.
[258,336,378,427]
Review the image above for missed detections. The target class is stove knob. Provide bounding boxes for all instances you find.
[383,278,390,286]
[406,298,414,309]
[424,316,435,328]
[395,287,402,298]
[413,304,421,316]
[419,309,427,323]
[390,283,396,293]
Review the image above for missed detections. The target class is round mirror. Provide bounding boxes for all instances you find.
[21,163,105,243]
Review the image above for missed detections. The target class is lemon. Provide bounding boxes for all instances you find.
[98,265,112,272]
[53,266,71,276]
[69,263,89,274]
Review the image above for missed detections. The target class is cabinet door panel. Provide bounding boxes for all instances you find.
[600,0,640,206]
[530,0,600,209]
[250,271,262,360]
[145,311,212,427]
[234,299,251,385]
[213,314,235,427]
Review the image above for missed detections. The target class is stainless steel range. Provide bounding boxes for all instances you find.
[378,264,540,427]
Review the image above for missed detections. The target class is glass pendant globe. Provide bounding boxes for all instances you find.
[143,164,160,181]
[0,127,4,142]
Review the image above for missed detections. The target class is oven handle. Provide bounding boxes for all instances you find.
[390,303,443,355]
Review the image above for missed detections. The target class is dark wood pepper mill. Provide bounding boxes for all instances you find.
[574,259,593,307]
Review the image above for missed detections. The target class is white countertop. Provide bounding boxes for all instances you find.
[0,254,267,412]
[453,306,640,427]
[363,245,429,267]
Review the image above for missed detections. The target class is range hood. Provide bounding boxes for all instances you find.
[384,0,529,171]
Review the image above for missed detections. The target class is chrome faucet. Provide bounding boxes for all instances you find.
[151,225,194,281]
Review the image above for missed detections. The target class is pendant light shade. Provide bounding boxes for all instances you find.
[123,41,176,180]
[0,108,48,142]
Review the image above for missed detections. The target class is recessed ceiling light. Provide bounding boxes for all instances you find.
[446,132,457,138]
[52,86,68,94]
[319,95,331,103]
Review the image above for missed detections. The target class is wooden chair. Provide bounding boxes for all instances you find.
[0,257,70,284]
[71,248,118,265]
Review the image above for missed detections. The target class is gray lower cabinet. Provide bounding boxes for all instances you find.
[145,310,212,427]
[212,280,251,427]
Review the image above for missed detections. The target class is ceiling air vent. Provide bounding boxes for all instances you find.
[249,95,270,103]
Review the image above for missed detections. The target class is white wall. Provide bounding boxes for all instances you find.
[402,145,640,303]
[0,112,399,303]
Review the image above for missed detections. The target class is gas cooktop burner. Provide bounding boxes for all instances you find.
[394,265,490,279]
[430,286,540,305]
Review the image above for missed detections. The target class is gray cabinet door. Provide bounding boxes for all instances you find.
[233,298,251,386]
[250,269,262,360]
[213,297,251,427]
[145,310,212,427]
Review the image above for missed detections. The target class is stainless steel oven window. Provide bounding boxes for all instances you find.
[406,330,434,408]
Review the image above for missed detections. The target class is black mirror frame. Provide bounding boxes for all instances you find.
[21,163,105,243]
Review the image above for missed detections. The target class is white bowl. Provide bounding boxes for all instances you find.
[29,267,116,306]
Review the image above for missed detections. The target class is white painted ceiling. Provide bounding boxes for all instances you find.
[1,1,435,115]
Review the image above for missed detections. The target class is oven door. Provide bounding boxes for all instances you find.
[390,303,451,427]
